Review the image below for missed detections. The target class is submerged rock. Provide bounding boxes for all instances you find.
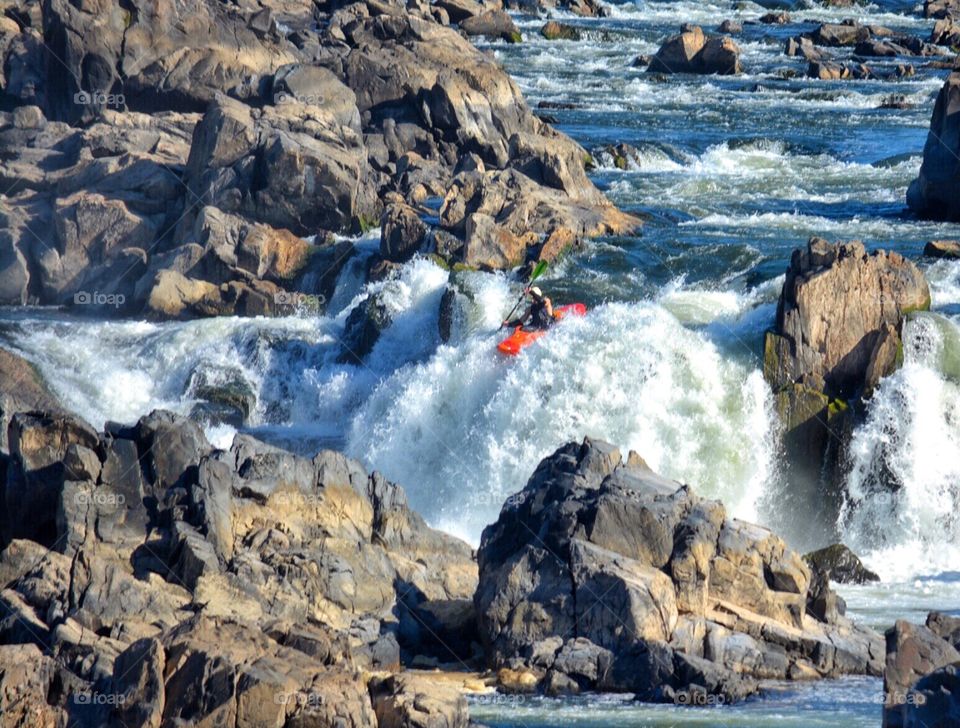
[475,437,884,703]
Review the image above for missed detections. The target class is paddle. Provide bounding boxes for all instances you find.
[500,260,549,329]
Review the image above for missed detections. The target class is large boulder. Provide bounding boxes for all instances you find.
[184,94,379,237]
[908,73,960,220]
[884,616,960,727]
[648,26,742,75]
[764,238,929,499]
[475,438,884,702]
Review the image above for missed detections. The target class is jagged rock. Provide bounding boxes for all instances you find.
[884,618,960,727]
[786,36,829,62]
[765,238,929,400]
[927,612,960,650]
[804,544,880,584]
[0,644,72,727]
[370,673,469,728]
[184,95,379,238]
[649,26,742,75]
[909,73,960,220]
[764,239,928,502]
[0,405,479,724]
[475,438,884,702]
[931,18,960,45]
[381,203,428,262]
[811,22,868,47]
[0,347,64,454]
[925,0,960,19]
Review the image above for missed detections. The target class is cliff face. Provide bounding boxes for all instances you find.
[0,0,639,318]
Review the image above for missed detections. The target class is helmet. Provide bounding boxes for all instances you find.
[529,286,543,300]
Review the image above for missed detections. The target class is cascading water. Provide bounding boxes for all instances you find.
[839,310,960,581]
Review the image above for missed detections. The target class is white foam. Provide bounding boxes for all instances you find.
[840,313,960,581]
[348,300,777,541]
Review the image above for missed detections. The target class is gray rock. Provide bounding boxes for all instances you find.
[476,438,883,701]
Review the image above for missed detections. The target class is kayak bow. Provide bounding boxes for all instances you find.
[496,303,586,356]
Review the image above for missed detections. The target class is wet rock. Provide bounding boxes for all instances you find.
[786,36,829,62]
[902,663,960,728]
[381,203,428,263]
[931,18,960,45]
[909,73,960,221]
[765,238,928,499]
[476,437,884,701]
[884,618,960,727]
[649,26,742,75]
[925,240,960,259]
[759,11,790,24]
[811,22,868,47]
[803,544,880,584]
[340,294,392,362]
[718,20,742,34]
[925,0,960,19]
[766,238,929,400]
[541,21,581,41]
[460,10,522,43]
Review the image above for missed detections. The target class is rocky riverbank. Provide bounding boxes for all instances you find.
[0,0,639,319]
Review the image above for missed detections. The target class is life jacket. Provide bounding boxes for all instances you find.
[529,300,553,329]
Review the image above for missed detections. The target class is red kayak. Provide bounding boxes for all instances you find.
[497,303,586,356]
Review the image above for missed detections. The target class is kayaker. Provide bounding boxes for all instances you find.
[502,286,555,330]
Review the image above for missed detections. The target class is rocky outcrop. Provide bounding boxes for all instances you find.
[0,0,638,317]
[764,238,929,500]
[475,437,884,703]
[924,240,960,259]
[649,26,742,75]
[884,613,960,727]
[803,544,879,585]
[0,406,477,725]
[908,73,960,220]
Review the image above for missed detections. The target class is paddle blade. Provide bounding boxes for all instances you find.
[530,260,548,282]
